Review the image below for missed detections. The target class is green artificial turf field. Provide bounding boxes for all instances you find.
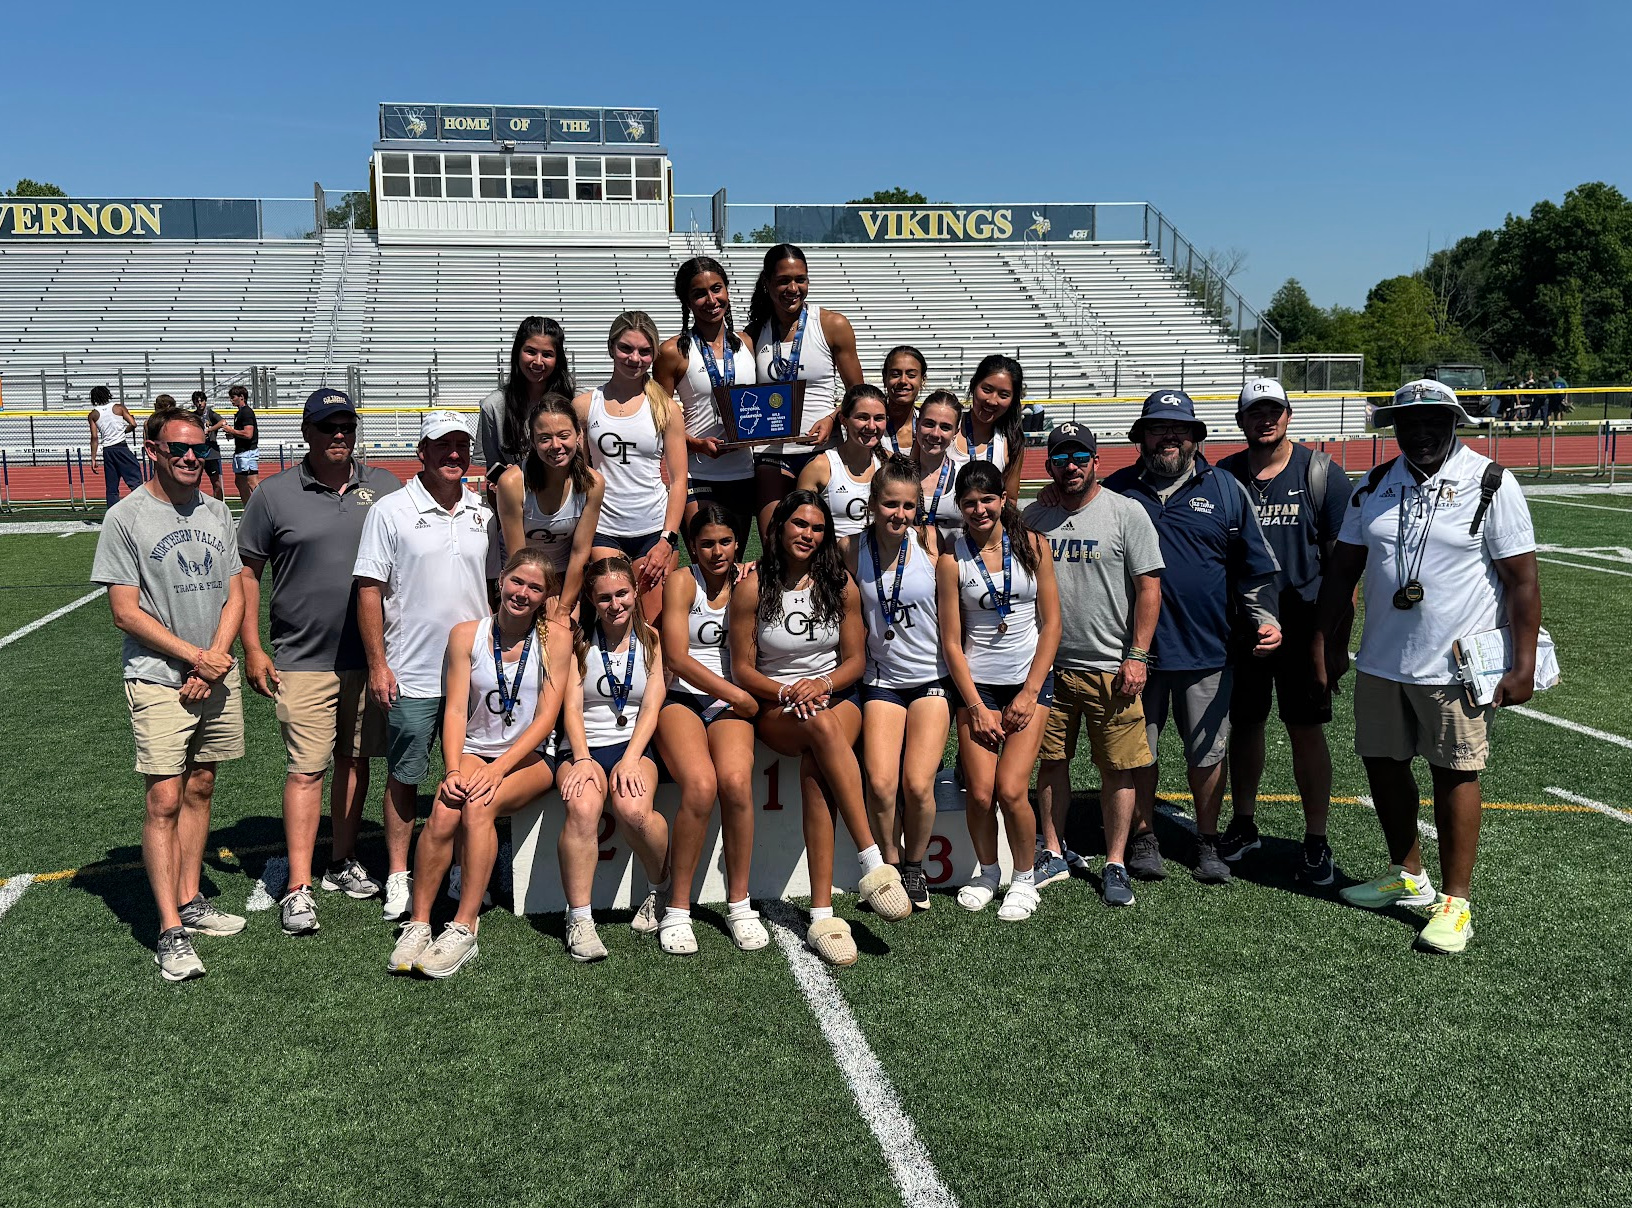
[1,485,1629,1208]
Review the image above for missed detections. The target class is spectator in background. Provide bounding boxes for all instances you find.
[87,384,142,509]
[1549,369,1570,422]
[221,384,259,501]
[189,390,226,498]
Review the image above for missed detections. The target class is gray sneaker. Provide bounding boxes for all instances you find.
[630,888,663,935]
[321,858,381,900]
[1101,862,1136,907]
[1125,832,1168,882]
[179,893,246,937]
[387,921,434,974]
[279,885,320,936]
[566,916,608,962]
[155,926,206,982]
[1193,838,1233,885]
[415,922,478,979]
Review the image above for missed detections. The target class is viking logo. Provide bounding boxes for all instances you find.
[698,618,726,646]
[174,549,214,578]
[597,432,637,466]
[616,111,647,141]
[783,610,820,641]
[399,107,429,138]
[1028,212,1051,237]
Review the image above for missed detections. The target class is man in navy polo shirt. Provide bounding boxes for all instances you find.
[1216,378,1352,886]
[1104,390,1282,883]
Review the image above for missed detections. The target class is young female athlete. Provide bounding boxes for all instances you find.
[654,504,767,955]
[745,243,866,539]
[654,257,758,546]
[479,316,575,486]
[555,556,672,963]
[842,455,950,912]
[576,312,688,620]
[495,393,604,621]
[913,390,970,554]
[881,345,927,456]
[960,354,1027,501]
[795,383,889,540]
[729,490,911,967]
[936,460,1061,922]
[387,548,569,978]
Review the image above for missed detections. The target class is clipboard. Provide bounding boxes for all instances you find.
[1452,626,1560,706]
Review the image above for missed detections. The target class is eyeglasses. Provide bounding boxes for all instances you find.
[313,420,358,436]
[1048,450,1095,466]
[160,441,214,460]
[1143,423,1194,438]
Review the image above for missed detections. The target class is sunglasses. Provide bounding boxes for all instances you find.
[313,420,358,436]
[1048,450,1095,466]
[159,441,214,460]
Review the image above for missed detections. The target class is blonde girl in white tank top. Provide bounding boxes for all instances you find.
[727,489,912,968]
[653,504,767,955]
[387,548,570,978]
[796,384,889,540]
[575,311,689,622]
[496,394,604,622]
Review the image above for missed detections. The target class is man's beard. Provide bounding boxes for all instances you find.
[1246,429,1286,451]
[1142,446,1194,477]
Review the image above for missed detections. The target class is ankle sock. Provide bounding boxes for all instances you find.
[1010,869,1035,888]
[727,897,753,917]
[857,844,885,875]
[568,905,592,922]
[809,905,834,922]
[660,907,690,927]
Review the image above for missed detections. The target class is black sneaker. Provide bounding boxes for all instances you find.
[1125,831,1168,881]
[1296,839,1335,887]
[1217,817,1261,863]
[1101,862,1136,908]
[900,862,931,911]
[1193,837,1233,884]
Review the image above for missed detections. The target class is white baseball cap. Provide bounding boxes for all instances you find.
[1237,377,1290,415]
[1370,379,1478,428]
[419,410,473,441]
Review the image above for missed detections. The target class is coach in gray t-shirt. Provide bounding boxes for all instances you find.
[1021,422,1163,906]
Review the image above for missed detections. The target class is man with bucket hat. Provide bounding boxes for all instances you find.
[1023,421,1164,907]
[1103,390,1283,884]
[1314,380,1539,953]
[1215,378,1352,886]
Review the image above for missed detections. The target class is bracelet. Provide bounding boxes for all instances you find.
[1127,648,1150,664]
[572,756,595,765]
[819,673,834,696]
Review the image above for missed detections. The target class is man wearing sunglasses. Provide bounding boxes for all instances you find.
[1023,422,1164,907]
[238,390,403,936]
[92,408,249,981]
[1103,390,1283,885]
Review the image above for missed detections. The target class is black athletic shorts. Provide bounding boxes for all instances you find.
[1230,591,1332,728]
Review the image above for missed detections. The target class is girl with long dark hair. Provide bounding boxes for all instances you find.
[913,390,970,555]
[729,489,911,966]
[795,383,889,540]
[881,345,927,456]
[936,460,1061,923]
[478,317,574,484]
[960,354,1027,500]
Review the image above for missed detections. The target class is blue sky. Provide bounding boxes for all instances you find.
[3,1,1624,310]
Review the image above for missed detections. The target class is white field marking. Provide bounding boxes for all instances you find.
[1357,794,1439,842]
[1509,705,1632,751]
[1154,800,1197,833]
[0,521,103,536]
[764,903,959,1208]
[0,873,35,922]
[1536,556,1632,578]
[246,856,289,912]
[1521,483,1632,497]
[1535,544,1632,563]
[1528,498,1632,513]
[1544,786,1632,825]
[0,588,105,650]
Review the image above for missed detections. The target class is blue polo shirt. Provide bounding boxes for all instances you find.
[1103,454,1280,671]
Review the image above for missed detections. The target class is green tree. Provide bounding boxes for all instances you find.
[732,223,777,244]
[324,191,374,230]
[5,178,66,197]
[1265,279,1328,348]
[846,187,927,205]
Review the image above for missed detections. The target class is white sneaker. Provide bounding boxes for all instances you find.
[387,921,433,973]
[447,864,493,908]
[566,916,608,963]
[630,887,663,935]
[382,871,411,922]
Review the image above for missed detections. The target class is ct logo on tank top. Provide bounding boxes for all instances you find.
[888,601,923,630]
[483,689,510,716]
[843,497,868,523]
[965,572,998,611]
[783,610,820,640]
[594,672,623,697]
[697,619,726,646]
[597,432,638,465]
[527,528,562,547]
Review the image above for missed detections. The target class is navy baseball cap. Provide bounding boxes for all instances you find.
[1046,421,1097,456]
[1130,389,1207,441]
[303,388,356,424]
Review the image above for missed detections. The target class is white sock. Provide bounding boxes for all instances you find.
[809,905,834,922]
[568,905,592,922]
[727,897,753,917]
[661,907,690,927]
[857,844,885,875]
[1011,869,1035,888]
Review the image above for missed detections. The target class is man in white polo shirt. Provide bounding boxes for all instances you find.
[1314,380,1540,954]
[353,410,491,922]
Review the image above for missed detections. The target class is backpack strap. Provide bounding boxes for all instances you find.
[1305,450,1333,541]
[1468,463,1506,537]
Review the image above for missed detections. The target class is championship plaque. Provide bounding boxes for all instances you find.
[716,381,811,448]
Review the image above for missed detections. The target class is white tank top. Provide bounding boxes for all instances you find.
[756,583,841,684]
[587,387,666,538]
[753,303,837,455]
[678,335,755,481]
[94,404,132,447]
[581,624,652,749]
[522,482,584,574]
[918,457,963,550]
[822,449,873,537]
[858,530,946,688]
[674,566,732,702]
[955,532,1040,686]
[465,616,549,759]
[957,424,1009,473]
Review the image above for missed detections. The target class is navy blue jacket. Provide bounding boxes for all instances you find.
[1103,454,1281,670]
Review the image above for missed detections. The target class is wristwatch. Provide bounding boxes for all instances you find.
[660,530,679,549]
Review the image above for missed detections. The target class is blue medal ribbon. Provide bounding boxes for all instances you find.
[922,459,953,529]
[962,414,995,462]
[866,530,910,639]
[769,307,807,382]
[965,531,1013,631]
[491,618,535,726]
[597,624,638,726]
[695,331,736,390]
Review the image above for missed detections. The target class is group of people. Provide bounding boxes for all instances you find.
[90,243,1543,983]
[89,384,261,508]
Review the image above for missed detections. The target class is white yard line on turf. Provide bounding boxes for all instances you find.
[1509,705,1632,750]
[1527,498,1632,513]
[1536,556,1632,577]
[0,588,105,650]
[1544,786,1632,824]
[0,521,102,536]
[246,857,289,912]
[764,904,959,1208]
[0,873,35,922]
[1357,795,1439,841]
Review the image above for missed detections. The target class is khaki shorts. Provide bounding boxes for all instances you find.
[1353,672,1494,772]
[125,672,245,777]
[1039,668,1152,772]
[275,669,386,774]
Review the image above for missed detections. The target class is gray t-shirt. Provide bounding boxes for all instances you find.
[237,458,403,672]
[1023,488,1164,673]
[91,487,243,686]
[477,388,516,478]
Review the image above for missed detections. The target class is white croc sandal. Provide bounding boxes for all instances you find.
[659,917,699,956]
[726,909,770,951]
[998,881,1040,921]
[957,878,998,912]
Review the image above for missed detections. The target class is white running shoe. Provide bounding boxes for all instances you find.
[382,871,411,922]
